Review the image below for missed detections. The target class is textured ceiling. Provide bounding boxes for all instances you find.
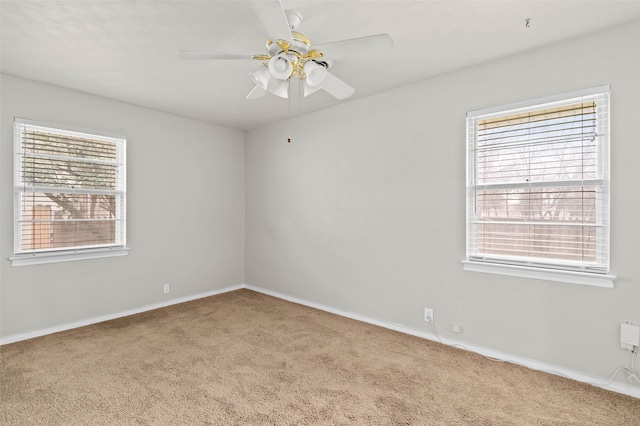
[2,1,639,131]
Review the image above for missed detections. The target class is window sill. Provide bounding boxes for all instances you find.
[10,247,129,267]
[461,260,615,288]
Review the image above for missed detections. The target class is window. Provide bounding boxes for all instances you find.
[464,86,615,287]
[12,119,127,266]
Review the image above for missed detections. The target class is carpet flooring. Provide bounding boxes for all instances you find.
[1,289,639,425]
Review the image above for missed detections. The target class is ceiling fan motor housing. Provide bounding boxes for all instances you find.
[285,10,303,31]
[267,31,312,57]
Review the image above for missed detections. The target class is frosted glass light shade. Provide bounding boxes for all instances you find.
[303,61,327,86]
[303,80,321,97]
[268,79,289,98]
[268,54,293,79]
[249,66,271,90]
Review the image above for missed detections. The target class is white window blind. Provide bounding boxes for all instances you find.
[13,119,126,263]
[466,87,610,275]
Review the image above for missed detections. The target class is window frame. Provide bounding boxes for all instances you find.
[463,86,615,287]
[11,118,128,266]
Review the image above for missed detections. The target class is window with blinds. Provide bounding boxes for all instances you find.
[13,119,126,263]
[466,87,610,274]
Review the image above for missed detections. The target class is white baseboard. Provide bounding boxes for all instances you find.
[244,284,640,400]
[0,284,244,345]
[3,282,638,399]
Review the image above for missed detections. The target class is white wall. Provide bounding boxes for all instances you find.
[0,74,245,340]
[245,21,640,391]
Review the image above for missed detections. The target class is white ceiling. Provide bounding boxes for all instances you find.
[2,1,639,131]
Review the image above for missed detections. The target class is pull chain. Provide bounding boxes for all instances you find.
[287,80,292,143]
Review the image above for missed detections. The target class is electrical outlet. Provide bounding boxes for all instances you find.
[424,307,434,323]
[163,284,170,294]
[452,324,462,333]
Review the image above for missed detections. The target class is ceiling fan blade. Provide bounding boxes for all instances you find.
[320,72,355,100]
[179,51,252,60]
[246,85,268,100]
[252,0,293,45]
[315,33,394,60]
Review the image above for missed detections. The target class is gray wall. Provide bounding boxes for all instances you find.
[0,74,245,339]
[245,21,640,387]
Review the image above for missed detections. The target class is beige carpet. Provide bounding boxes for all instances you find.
[1,289,638,425]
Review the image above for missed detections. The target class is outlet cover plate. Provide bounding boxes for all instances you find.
[424,308,433,323]
[621,322,640,349]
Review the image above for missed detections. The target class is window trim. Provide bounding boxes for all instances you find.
[461,260,615,288]
[10,247,129,267]
[464,86,615,287]
[12,118,128,266]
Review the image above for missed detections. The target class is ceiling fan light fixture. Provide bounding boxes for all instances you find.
[268,79,289,98]
[249,66,272,89]
[180,6,391,101]
[303,61,327,86]
[268,54,293,79]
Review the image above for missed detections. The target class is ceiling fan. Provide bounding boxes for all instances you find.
[179,1,393,101]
